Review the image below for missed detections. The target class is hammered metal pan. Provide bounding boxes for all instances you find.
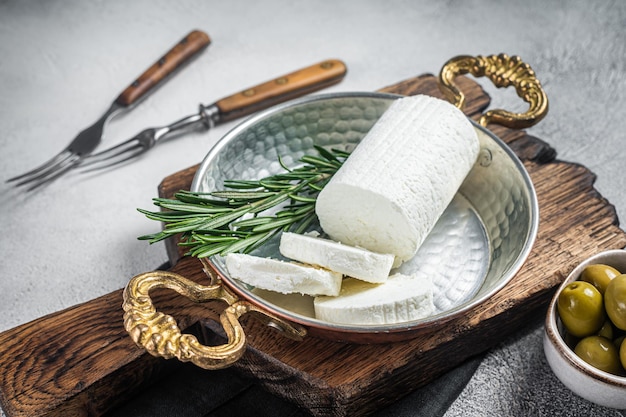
[123,54,548,369]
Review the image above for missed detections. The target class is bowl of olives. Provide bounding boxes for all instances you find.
[544,249,626,409]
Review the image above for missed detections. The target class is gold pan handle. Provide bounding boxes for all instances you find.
[122,267,305,370]
[123,53,548,370]
[438,53,549,129]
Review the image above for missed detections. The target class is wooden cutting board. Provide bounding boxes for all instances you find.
[1,74,625,417]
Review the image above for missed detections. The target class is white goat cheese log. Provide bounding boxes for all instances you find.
[314,273,435,325]
[225,253,342,296]
[315,94,479,265]
[279,232,394,284]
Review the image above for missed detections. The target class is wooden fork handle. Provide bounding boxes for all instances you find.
[115,30,211,107]
[214,59,348,122]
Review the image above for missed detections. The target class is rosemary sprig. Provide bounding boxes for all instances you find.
[138,146,349,257]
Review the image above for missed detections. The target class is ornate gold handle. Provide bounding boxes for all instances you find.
[122,265,306,370]
[438,53,549,129]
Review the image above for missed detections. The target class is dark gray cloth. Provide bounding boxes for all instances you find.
[105,344,482,417]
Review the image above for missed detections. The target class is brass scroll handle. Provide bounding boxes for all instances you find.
[122,268,305,370]
[438,53,549,129]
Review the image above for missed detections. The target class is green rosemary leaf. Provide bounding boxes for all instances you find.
[231,216,274,228]
[161,220,214,235]
[243,232,279,254]
[307,182,325,192]
[173,191,230,206]
[221,232,273,255]
[293,212,318,234]
[275,210,296,218]
[287,193,317,203]
[327,147,350,158]
[258,179,296,190]
[194,207,251,231]
[186,234,240,243]
[249,191,294,214]
[251,213,307,232]
[299,155,341,170]
[136,208,171,222]
[189,241,234,258]
[137,232,165,242]
[278,154,292,172]
[152,200,232,214]
[210,190,276,200]
[137,147,351,257]
[222,179,264,189]
[276,203,315,217]
[138,211,214,221]
[314,145,340,162]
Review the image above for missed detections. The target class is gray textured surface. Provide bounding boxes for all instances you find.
[1,0,626,416]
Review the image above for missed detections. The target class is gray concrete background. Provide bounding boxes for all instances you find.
[1,1,625,416]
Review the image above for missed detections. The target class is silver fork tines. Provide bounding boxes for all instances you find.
[78,110,210,172]
[79,128,158,172]
[7,104,121,189]
[8,150,74,184]
[20,153,82,191]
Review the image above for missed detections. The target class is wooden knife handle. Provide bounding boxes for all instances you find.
[115,30,211,107]
[214,59,348,122]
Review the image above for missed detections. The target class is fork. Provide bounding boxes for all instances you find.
[7,29,211,190]
[79,59,348,172]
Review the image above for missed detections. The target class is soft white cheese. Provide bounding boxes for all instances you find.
[313,272,434,325]
[251,288,316,318]
[225,253,342,296]
[279,232,394,284]
[315,94,479,265]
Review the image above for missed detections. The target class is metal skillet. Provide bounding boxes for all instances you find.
[122,54,549,369]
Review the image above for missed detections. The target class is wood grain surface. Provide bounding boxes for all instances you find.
[1,74,624,417]
[114,30,211,107]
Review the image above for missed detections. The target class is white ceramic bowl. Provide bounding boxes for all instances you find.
[544,249,626,409]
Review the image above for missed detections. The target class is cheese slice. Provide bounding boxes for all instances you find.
[315,95,479,265]
[225,253,342,296]
[251,288,316,318]
[279,232,394,283]
[313,272,434,325]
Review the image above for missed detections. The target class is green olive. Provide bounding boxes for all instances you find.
[597,319,614,340]
[558,281,605,337]
[615,335,625,351]
[621,338,626,370]
[575,336,623,375]
[581,264,620,295]
[605,274,626,330]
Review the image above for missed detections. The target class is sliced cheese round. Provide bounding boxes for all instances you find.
[313,273,434,325]
[279,232,394,283]
[225,253,342,296]
[315,94,479,265]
